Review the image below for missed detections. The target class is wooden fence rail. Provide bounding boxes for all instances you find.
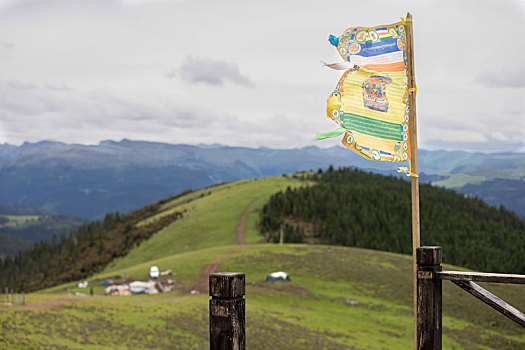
[417,246,525,350]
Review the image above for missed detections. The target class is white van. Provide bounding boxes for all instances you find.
[149,266,159,279]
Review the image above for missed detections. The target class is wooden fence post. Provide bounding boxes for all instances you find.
[209,272,245,350]
[417,246,442,350]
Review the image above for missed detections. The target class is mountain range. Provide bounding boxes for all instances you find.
[0,140,523,220]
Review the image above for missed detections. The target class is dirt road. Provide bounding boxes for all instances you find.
[186,198,259,294]
[235,197,258,245]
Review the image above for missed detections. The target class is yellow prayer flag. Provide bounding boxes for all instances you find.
[319,21,412,172]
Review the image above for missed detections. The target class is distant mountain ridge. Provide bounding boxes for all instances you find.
[0,140,523,219]
[0,203,51,215]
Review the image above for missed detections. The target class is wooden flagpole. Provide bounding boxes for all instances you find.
[404,12,420,350]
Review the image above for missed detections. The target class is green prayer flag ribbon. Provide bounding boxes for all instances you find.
[315,128,346,140]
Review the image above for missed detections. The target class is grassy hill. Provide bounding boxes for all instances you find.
[103,176,310,273]
[430,167,525,217]
[1,175,524,349]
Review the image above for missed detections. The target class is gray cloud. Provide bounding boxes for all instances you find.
[7,80,74,92]
[0,80,66,116]
[475,66,525,88]
[0,80,76,117]
[170,56,254,87]
[8,80,38,90]
[0,42,14,50]
[44,83,75,92]
[0,77,242,145]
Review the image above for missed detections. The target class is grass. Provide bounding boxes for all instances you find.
[1,175,524,349]
[0,215,40,228]
[220,245,525,349]
[104,176,309,273]
[2,245,524,349]
[0,293,210,349]
[432,173,489,188]
[432,167,525,189]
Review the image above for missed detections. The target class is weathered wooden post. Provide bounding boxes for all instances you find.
[209,272,245,350]
[417,246,442,350]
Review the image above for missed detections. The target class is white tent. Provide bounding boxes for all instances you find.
[129,281,158,294]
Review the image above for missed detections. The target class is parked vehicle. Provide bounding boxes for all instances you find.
[149,266,159,279]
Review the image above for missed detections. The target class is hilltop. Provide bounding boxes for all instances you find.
[0,174,524,349]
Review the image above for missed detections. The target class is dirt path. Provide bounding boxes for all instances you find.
[183,249,242,294]
[185,198,259,294]
[236,197,259,245]
[184,245,254,295]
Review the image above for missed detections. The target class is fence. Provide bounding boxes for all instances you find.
[2,288,25,306]
[417,246,525,349]
[209,247,525,350]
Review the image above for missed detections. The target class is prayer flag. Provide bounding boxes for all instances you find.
[319,21,413,173]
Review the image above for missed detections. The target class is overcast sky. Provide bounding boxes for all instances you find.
[0,0,523,152]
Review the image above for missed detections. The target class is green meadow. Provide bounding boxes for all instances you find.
[0,215,40,228]
[1,175,524,349]
[104,176,309,272]
[432,167,525,189]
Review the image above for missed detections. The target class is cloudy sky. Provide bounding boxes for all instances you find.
[0,0,523,152]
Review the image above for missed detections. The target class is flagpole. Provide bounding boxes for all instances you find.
[404,12,420,350]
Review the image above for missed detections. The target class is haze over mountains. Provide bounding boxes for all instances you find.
[0,140,523,220]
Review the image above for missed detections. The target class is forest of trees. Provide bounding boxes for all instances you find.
[0,195,186,293]
[260,167,525,274]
